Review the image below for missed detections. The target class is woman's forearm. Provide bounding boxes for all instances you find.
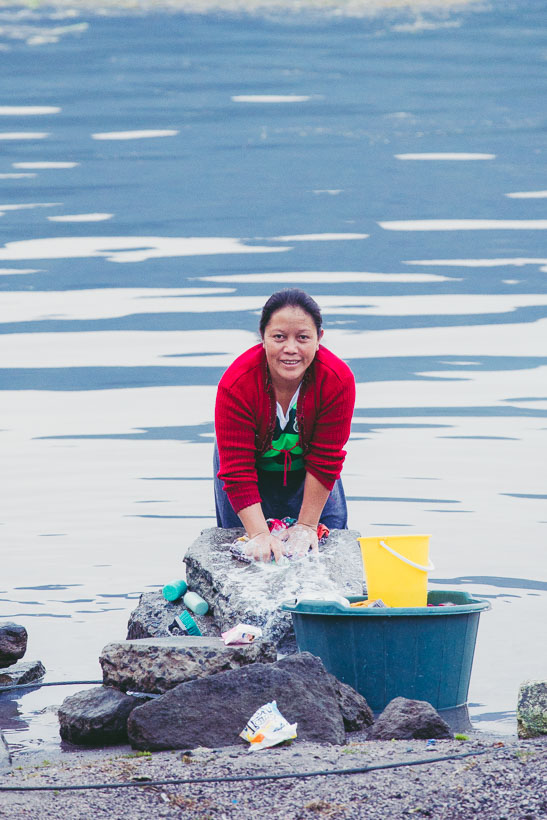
[237,503,269,538]
[298,472,331,528]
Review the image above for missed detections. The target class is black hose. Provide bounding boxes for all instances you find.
[0,680,102,693]
[0,748,501,792]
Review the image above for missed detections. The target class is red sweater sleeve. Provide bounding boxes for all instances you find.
[215,379,262,514]
[303,356,356,491]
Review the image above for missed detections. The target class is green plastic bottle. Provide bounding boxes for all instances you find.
[162,579,188,602]
[183,590,209,616]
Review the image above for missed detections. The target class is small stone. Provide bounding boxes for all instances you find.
[127,651,346,751]
[58,686,145,746]
[0,660,45,687]
[0,732,11,772]
[100,636,277,694]
[517,680,547,738]
[0,622,27,668]
[368,697,453,740]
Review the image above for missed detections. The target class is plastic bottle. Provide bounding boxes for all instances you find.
[183,590,209,616]
[162,579,188,602]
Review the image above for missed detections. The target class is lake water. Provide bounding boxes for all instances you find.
[1,0,546,756]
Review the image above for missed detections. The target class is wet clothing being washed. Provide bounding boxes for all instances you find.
[214,343,355,527]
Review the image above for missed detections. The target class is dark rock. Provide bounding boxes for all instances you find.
[126,591,220,640]
[0,660,45,687]
[0,732,11,772]
[100,636,277,694]
[368,697,453,740]
[183,526,364,651]
[0,622,27,668]
[517,679,547,738]
[58,686,145,746]
[327,674,374,732]
[127,651,346,751]
[276,653,373,731]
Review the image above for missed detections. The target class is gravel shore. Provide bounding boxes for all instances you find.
[1,733,545,819]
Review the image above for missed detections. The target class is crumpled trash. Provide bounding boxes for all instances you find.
[349,598,388,608]
[221,623,263,645]
[240,701,297,751]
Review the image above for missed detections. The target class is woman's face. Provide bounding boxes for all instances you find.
[262,306,323,388]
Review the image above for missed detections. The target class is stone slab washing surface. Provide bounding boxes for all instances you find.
[0,660,45,687]
[126,590,220,640]
[183,527,364,651]
[517,679,547,738]
[58,686,145,746]
[0,622,28,668]
[100,636,277,694]
[368,697,453,740]
[127,652,347,751]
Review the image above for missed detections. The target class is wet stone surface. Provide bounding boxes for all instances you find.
[0,622,27,668]
[100,635,277,694]
[183,526,364,651]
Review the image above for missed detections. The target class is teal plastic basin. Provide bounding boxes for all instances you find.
[281,590,491,712]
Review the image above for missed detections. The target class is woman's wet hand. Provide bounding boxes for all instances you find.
[244,531,284,563]
[284,523,319,558]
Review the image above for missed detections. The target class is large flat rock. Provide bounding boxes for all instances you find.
[127,652,346,751]
[184,527,364,651]
[100,636,277,694]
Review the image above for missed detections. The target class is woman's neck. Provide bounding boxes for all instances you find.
[272,380,301,415]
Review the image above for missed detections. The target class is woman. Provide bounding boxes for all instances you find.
[214,289,355,562]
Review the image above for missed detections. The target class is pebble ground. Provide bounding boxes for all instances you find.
[1,734,546,819]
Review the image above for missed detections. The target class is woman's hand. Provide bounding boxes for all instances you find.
[244,531,285,563]
[284,523,319,558]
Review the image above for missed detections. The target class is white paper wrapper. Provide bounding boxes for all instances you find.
[240,701,297,751]
[221,623,263,645]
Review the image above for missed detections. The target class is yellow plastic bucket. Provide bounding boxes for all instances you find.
[357,534,434,607]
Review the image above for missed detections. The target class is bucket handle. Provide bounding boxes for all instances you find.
[379,540,435,573]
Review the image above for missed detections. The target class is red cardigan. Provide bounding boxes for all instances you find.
[215,343,356,514]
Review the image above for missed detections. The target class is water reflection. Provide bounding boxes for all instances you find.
[1,0,546,753]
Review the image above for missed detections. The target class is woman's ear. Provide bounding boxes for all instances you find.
[317,328,324,346]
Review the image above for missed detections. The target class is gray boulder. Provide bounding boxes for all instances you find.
[368,697,453,740]
[0,622,27,668]
[126,591,220,640]
[517,679,547,738]
[327,675,374,732]
[0,660,45,687]
[100,636,277,694]
[58,686,145,746]
[183,526,363,651]
[127,651,346,751]
[0,732,11,772]
[275,653,373,732]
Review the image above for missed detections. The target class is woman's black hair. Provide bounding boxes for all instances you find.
[259,289,322,337]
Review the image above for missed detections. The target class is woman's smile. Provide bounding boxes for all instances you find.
[262,305,323,388]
